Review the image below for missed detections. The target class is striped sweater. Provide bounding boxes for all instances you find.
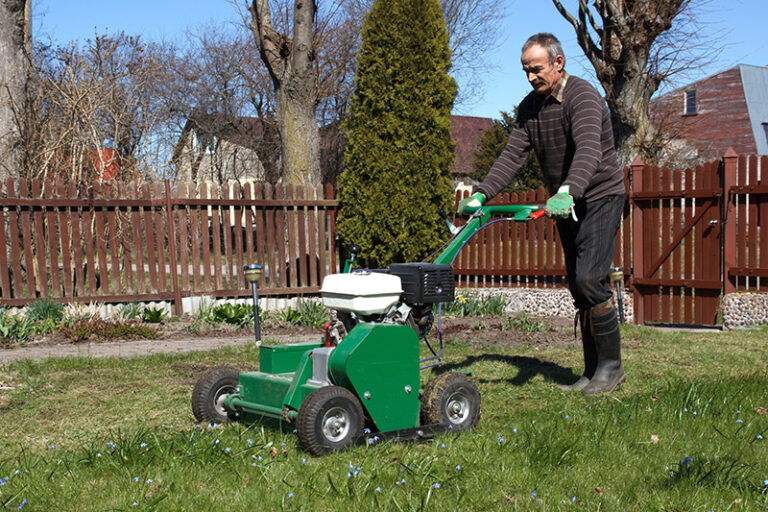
[475,74,623,202]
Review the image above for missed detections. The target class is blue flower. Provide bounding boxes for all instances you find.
[225,447,231,452]
[301,458,307,464]
[49,444,56,450]
[106,442,116,450]
[247,439,253,445]
[736,410,741,414]
[736,419,743,423]
[14,470,19,475]
[448,425,453,430]
[146,479,153,484]
[684,408,688,412]
[757,435,763,440]
[764,479,768,486]
[292,429,297,434]
[564,414,570,419]
[17,498,26,510]
[398,478,406,485]
[374,486,381,493]
[96,453,102,457]
[364,428,371,435]
[287,492,294,498]
[692,411,697,416]
[140,442,147,448]
[257,456,262,461]
[281,442,286,447]
[513,428,517,433]
[497,436,504,444]
[531,490,537,499]
[455,465,462,471]
[440,443,446,448]
[132,502,138,507]
[133,477,140,482]
[682,457,693,467]
[572,496,577,502]
[347,472,353,478]
[215,439,220,445]
[195,424,201,429]
[432,483,441,489]
[368,439,374,445]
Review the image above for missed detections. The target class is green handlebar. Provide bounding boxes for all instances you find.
[434,204,544,265]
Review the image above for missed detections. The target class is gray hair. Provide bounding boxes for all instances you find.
[522,33,565,67]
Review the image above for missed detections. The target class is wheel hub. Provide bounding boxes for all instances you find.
[445,391,471,424]
[321,406,351,442]
[213,385,236,416]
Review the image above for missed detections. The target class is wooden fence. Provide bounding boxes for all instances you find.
[1,151,765,325]
[0,179,337,315]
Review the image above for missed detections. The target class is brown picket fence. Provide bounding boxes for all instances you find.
[0,179,337,315]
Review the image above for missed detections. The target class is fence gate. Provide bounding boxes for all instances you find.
[630,159,723,325]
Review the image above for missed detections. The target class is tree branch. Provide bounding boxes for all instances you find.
[249,0,286,84]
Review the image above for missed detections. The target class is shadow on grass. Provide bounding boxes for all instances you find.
[436,354,579,386]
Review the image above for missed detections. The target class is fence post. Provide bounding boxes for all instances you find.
[630,157,645,324]
[165,180,183,316]
[722,148,738,295]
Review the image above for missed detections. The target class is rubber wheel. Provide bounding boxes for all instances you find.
[297,386,364,456]
[191,366,240,424]
[420,373,481,431]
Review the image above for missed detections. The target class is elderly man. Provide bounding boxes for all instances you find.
[458,33,625,395]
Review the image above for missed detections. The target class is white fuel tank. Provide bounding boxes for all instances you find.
[320,271,403,315]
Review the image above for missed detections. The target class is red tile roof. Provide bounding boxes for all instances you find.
[450,115,494,176]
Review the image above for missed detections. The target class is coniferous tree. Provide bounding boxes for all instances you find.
[337,0,457,268]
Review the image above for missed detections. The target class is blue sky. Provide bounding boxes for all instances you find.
[36,0,767,120]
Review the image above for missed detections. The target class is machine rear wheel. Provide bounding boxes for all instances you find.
[297,386,364,456]
[420,373,481,431]
[191,366,240,424]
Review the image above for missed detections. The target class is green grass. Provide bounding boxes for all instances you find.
[1,325,768,510]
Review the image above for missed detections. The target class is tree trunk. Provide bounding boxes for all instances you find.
[276,83,320,184]
[601,54,659,166]
[249,0,320,185]
[0,0,28,179]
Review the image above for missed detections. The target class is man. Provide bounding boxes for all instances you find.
[458,33,625,395]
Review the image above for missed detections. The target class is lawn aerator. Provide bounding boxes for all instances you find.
[191,203,544,455]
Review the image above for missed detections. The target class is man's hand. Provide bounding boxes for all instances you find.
[545,186,578,221]
[457,192,485,215]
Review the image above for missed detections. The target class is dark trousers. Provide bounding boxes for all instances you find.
[556,195,624,310]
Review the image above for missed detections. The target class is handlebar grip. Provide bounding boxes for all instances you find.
[529,209,546,220]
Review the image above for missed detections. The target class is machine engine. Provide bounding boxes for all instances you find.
[320,263,454,341]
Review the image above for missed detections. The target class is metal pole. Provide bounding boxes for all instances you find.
[610,266,625,323]
[251,281,261,344]
[243,264,263,344]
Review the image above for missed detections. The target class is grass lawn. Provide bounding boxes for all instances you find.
[1,324,767,511]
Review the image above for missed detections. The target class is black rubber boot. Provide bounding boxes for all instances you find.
[582,301,625,396]
[557,309,597,391]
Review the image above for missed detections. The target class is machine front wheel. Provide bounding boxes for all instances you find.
[421,373,481,431]
[297,386,364,456]
[191,366,240,424]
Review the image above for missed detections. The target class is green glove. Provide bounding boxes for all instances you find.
[545,186,578,221]
[457,192,485,215]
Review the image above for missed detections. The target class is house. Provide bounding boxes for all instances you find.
[169,114,281,183]
[171,113,495,187]
[650,64,768,165]
[450,115,494,188]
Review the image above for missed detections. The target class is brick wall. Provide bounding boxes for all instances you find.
[652,67,756,161]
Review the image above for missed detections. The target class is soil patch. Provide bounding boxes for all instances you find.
[0,315,576,363]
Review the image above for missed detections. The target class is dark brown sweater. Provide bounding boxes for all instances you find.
[476,75,623,202]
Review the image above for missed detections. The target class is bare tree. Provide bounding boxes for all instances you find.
[24,33,175,184]
[0,0,30,179]
[248,0,321,185]
[551,0,717,165]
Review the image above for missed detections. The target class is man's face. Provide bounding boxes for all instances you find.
[521,44,564,96]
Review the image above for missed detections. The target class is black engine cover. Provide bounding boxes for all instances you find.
[388,263,454,304]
